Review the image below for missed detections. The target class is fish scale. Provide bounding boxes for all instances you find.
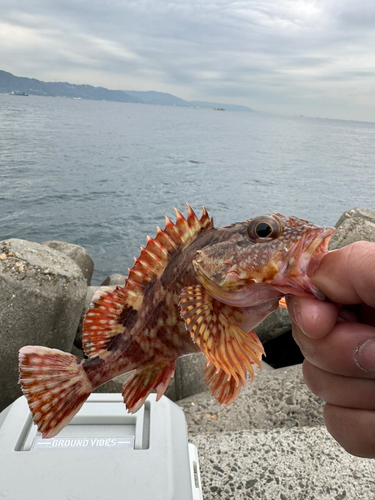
[19,206,335,438]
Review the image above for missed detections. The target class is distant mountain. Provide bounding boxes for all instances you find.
[0,70,254,112]
[124,90,252,112]
[124,90,189,107]
[0,70,139,103]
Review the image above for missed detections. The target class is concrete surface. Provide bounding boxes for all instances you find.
[42,240,94,285]
[0,238,86,411]
[101,273,127,286]
[329,207,375,249]
[175,363,375,499]
[190,427,375,500]
[180,364,324,433]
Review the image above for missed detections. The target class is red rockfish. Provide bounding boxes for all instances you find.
[19,205,335,438]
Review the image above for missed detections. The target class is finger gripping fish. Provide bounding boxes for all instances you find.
[19,205,335,438]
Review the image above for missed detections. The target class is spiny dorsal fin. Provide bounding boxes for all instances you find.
[82,205,212,358]
[125,204,212,298]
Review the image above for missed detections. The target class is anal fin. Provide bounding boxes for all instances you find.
[122,360,176,413]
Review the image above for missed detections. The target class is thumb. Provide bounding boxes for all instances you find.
[311,241,375,307]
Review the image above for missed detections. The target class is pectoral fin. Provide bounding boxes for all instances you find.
[179,284,264,388]
[203,362,243,406]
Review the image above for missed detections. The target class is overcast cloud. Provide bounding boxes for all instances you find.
[1,0,375,121]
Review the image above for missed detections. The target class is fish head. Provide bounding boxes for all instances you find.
[193,213,335,306]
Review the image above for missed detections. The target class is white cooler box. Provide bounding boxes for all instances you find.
[0,393,203,500]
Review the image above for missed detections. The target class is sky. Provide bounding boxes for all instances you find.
[1,0,375,121]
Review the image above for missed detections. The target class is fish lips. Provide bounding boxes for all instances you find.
[273,225,336,300]
[284,226,336,278]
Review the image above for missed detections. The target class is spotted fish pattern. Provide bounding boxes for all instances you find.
[19,206,335,437]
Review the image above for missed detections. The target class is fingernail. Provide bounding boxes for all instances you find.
[354,339,375,375]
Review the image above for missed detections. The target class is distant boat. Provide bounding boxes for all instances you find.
[8,91,28,96]
[72,97,82,100]
[213,108,225,111]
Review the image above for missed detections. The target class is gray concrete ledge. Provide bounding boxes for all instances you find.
[190,427,375,500]
[179,364,324,433]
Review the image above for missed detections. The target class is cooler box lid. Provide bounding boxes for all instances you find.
[0,393,202,500]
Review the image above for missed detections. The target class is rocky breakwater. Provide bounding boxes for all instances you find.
[41,240,94,285]
[0,239,87,411]
[1,207,375,496]
[2,207,374,407]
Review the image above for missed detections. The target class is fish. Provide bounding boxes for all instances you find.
[19,205,335,438]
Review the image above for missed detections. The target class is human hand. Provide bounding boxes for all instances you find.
[286,241,375,458]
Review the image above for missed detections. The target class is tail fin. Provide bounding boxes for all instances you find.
[19,346,92,438]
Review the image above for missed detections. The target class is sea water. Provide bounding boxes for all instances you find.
[1,93,374,283]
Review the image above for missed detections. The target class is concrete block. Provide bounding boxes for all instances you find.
[42,240,94,285]
[329,207,375,249]
[0,239,86,411]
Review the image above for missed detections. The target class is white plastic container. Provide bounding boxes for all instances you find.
[0,393,203,500]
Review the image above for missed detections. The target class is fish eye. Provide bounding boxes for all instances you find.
[254,222,273,238]
[247,216,282,242]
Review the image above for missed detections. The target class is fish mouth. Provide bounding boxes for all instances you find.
[282,225,336,299]
[193,261,284,308]
[286,226,336,275]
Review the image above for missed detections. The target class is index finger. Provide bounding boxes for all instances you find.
[311,241,375,307]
